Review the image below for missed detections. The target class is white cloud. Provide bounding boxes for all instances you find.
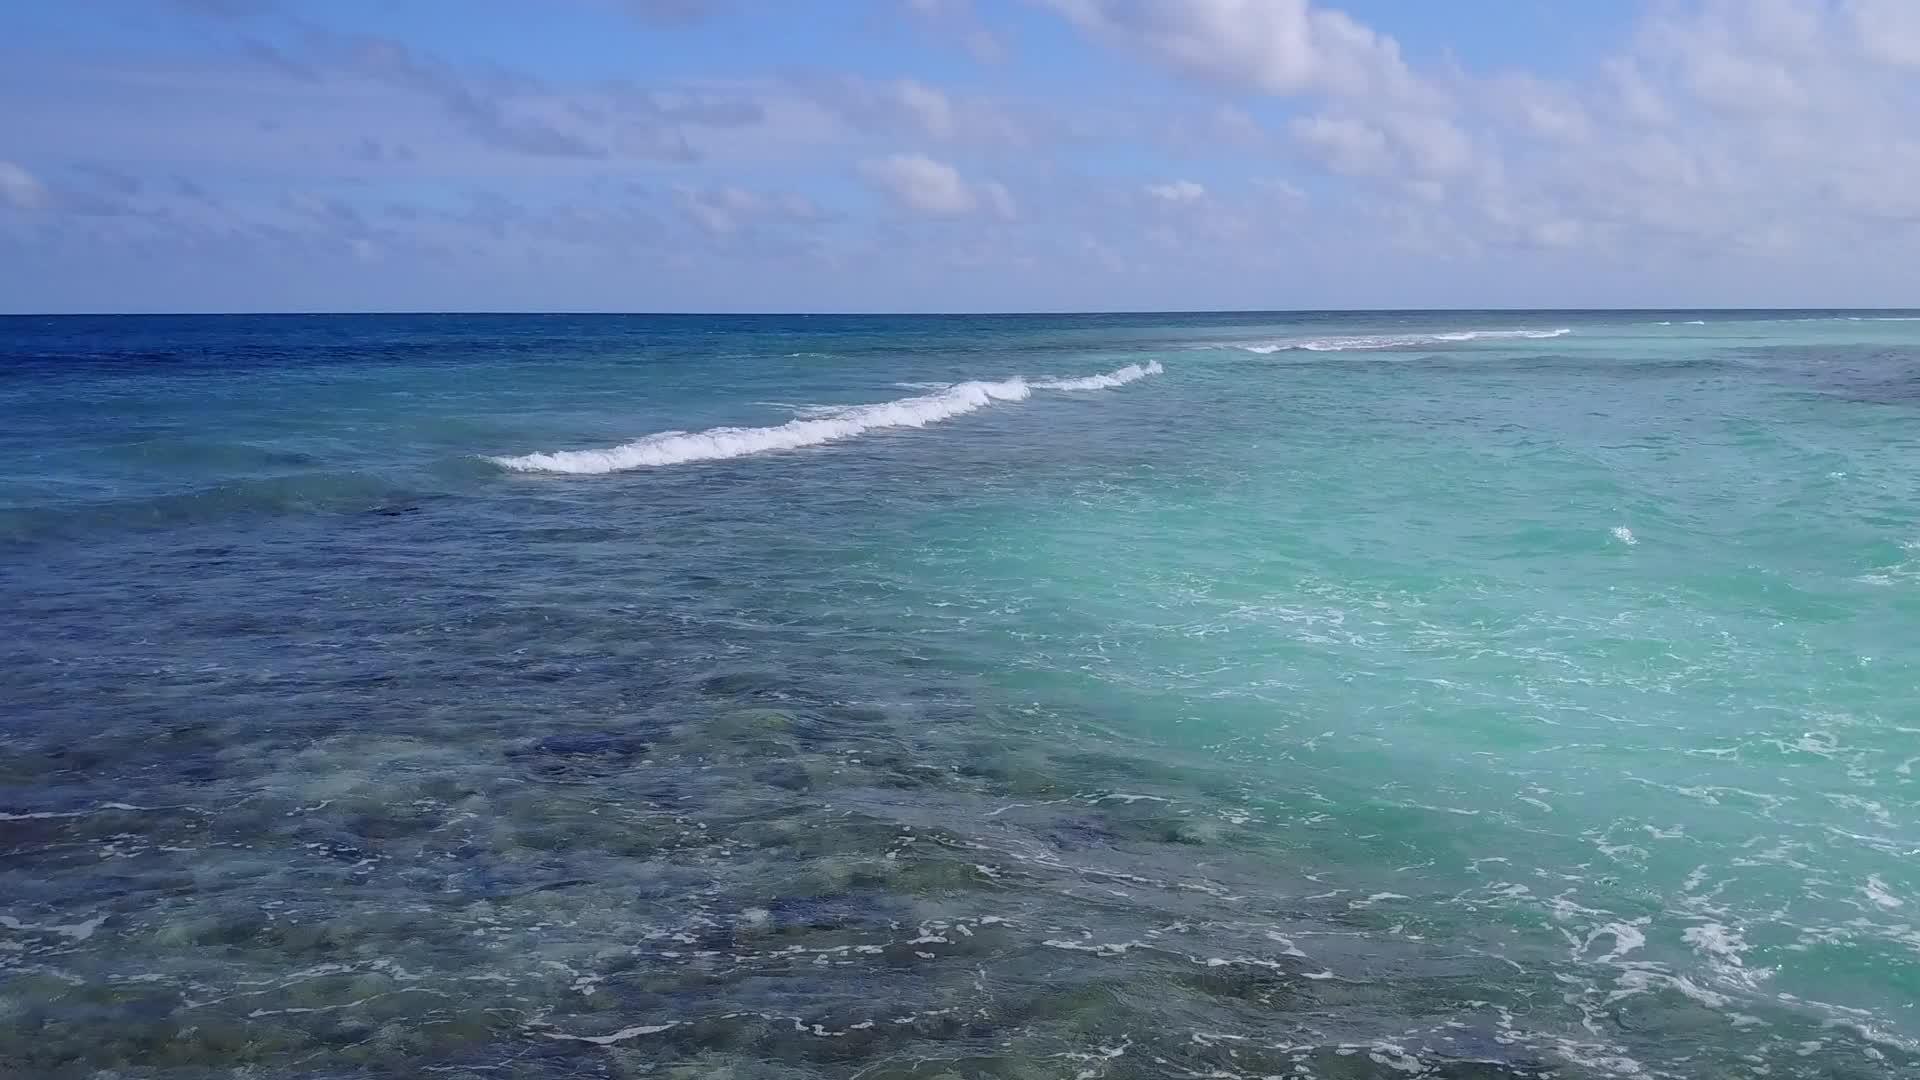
[1043,0,1431,103]
[860,153,1014,218]
[1380,111,1473,177]
[1602,58,1670,126]
[861,153,971,214]
[1850,0,1920,67]
[1257,177,1307,205]
[1289,112,1392,175]
[1051,0,1920,274]
[1683,49,1807,112]
[1051,1,1478,207]
[1206,105,1268,148]
[1547,0,1920,246]
[1487,74,1590,143]
[1526,219,1584,250]
[0,161,47,209]
[979,179,1016,219]
[903,0,1008,63]
[893,79,955,138]
[678,185,825,235]
[18,0,1920,309]
[1145,179,1205,202]
[797,74,1037,147]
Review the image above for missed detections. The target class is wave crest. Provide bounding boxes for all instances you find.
[489,361,1163,474]
[1034,360,1162,390]
[1239,328,1571,353]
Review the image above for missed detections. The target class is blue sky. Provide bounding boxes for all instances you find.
[3,0,1918,312]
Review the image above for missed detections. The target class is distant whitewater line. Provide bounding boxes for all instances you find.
[489,361,1163,474]
[1237,328,1571,354]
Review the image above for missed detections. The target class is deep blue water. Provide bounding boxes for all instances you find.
[6,311,1920,1079]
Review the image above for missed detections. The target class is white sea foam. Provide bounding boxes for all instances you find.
[1582,920,1648,964]
[0,914,108,940]
[1033,360,1162,390]
[1238,328,1571,353]
[1682,922,1747,967]
[538,1022,679,1044]
[1611,525,1638,546]
[490,361,1161,474]
[1864,875,1904,910]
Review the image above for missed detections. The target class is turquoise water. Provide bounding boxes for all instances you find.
[4,311,1920,1078]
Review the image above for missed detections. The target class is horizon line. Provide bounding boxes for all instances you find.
[6,306,1920,318]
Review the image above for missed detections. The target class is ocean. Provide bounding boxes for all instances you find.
[4,311,1919,1078]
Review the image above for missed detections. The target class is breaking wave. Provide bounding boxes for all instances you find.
[1034,360,1162,390]
[489,362,1163,474]
[1238,329,1572,353]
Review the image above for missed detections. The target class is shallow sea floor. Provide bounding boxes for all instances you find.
[5,312,1920,1078]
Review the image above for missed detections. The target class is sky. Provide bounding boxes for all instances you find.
[3,0,1920,313]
